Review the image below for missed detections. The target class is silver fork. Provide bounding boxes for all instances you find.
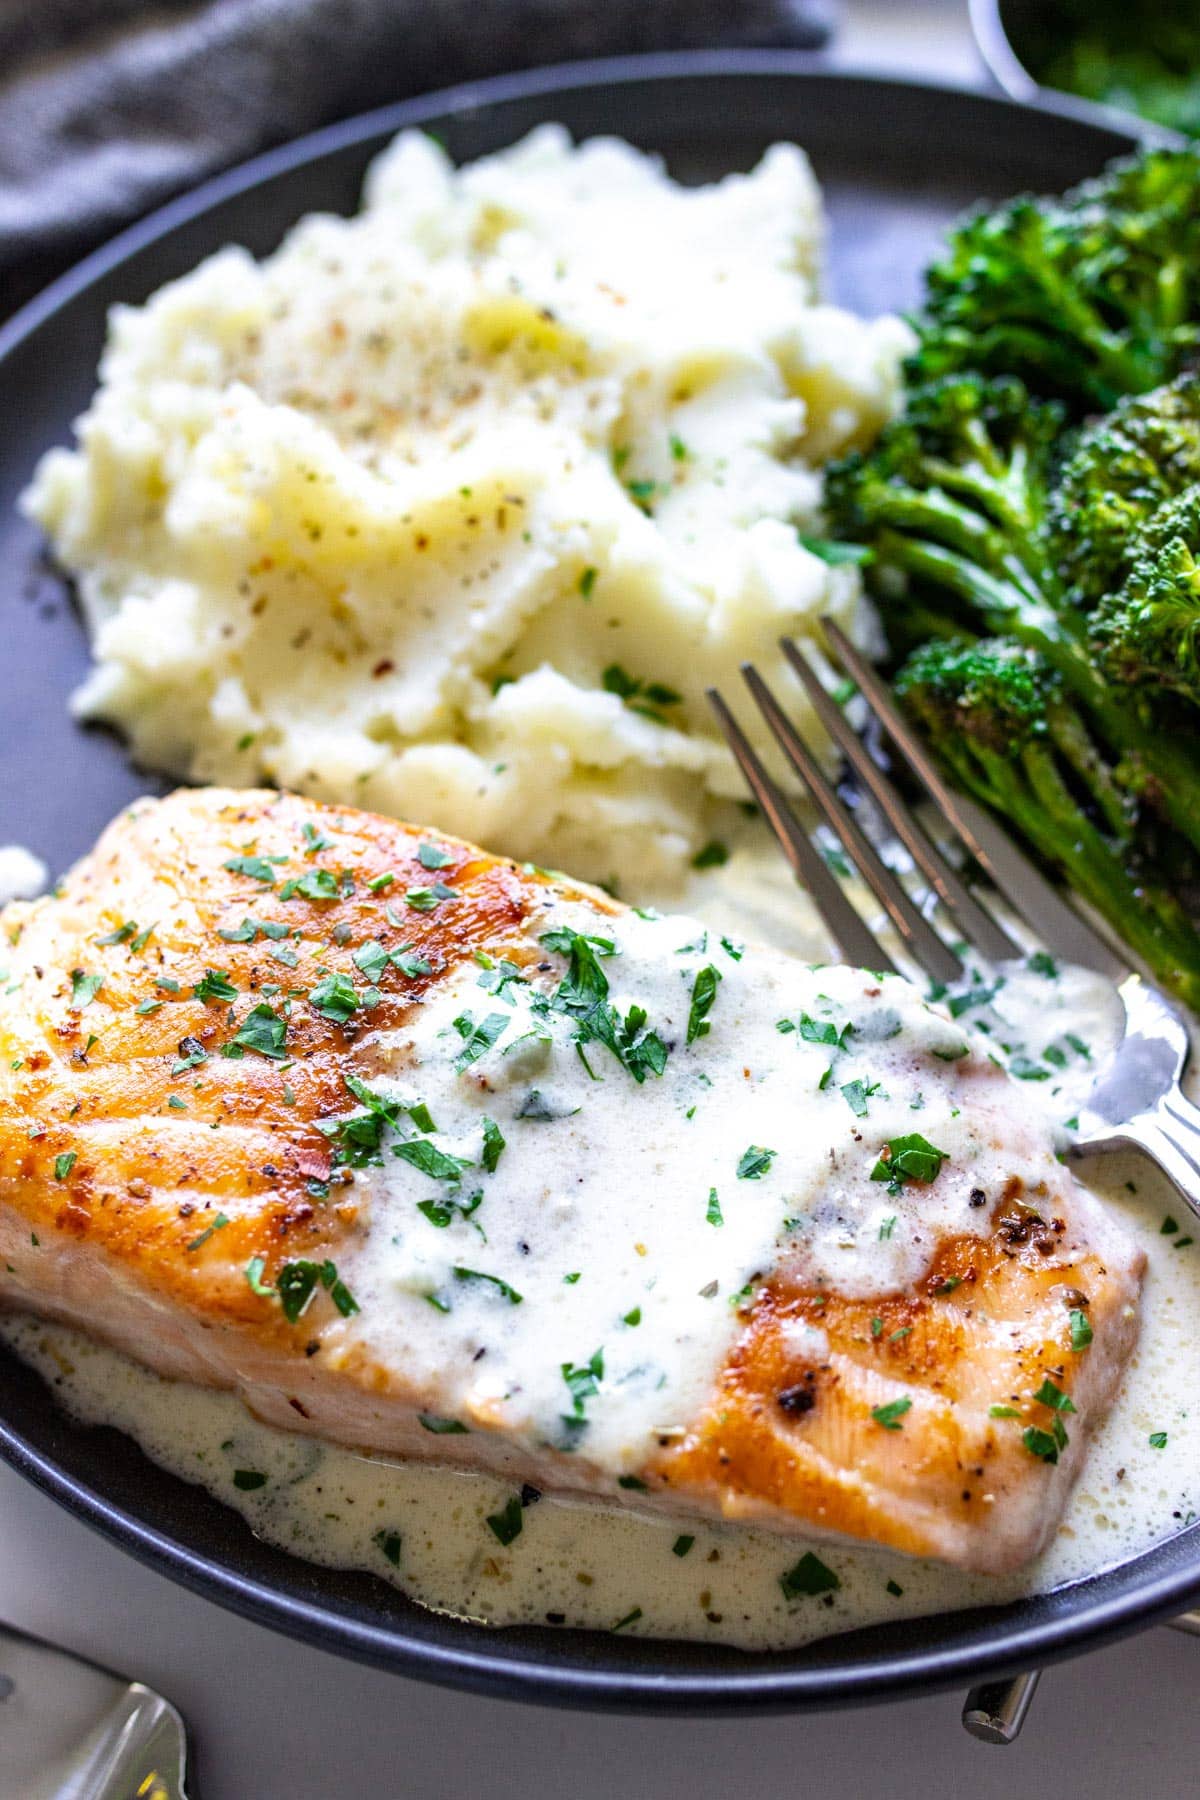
[707,615,1200,1739]
[707,616,1200,1225]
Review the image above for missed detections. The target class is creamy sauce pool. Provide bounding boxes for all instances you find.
[3,852,1196,1650]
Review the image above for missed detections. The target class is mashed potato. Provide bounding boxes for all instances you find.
[26,126,911,892]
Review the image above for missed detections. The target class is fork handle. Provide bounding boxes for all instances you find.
[1070,1089,1200,1225]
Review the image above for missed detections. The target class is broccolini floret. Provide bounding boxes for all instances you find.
[1092,488,1200,706]
[909,149,1200,415]
[1046,376,1200,612]
[895,640,1200,1008]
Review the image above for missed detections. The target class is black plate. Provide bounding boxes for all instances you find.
[1,50,1197,1713]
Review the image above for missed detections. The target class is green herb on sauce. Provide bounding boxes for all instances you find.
[780,1552,841,1600]
[418,1414,469,1434]
[374,1529,403,1566]
[481,1115,505,1173]
[686,964,722,1046]
[1069,1308,1094,1351]
[706,1187,723,1227]
[736,1145,776,1180]
[452,1010,511,1072]
[53,1151,76,1181]
[870,1133,948,1194]
[453,1266,523,1305]
[486,1495,525,1546]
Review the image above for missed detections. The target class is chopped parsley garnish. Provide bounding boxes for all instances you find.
[95,921,136,946]
[223,855,278,884]
[561,1348,604,1430]
[1149,1431,1168,1449]
[452,1010,511,1072]
[719,935,743,962]
[706,1187,723,1227]
[186,1213,229,1253]
[871,1396,912,1431]
[1008,1055,1051,1081]
[988,1404,1021,1419]
[301,822,331,856]
[417,1190,483,1233]
[374,1529,403,1566]
[602,663,682,722]
[352,940,390,983]
[244,1256,273,1297]
[686,964,722,1046]
[367,871,396,893]
[70,969,103,1009]
[393,947,433,978]
[232,1470,267,1491]
[194,968,238,1004]
[228,1003,287,1059]
[736,1145,776,1180]
[870,1133,948,1194]
[878,1216,897,1240]
[1161,1215,1180,1236]
[418,1414,469,1434]
[53,1151,76,1181]
[840,1078,879,1118]
[1069,1308,1093,1351]
[453,1266,523,1305]
[309,972,359,1024]
[280,868,341,903]
[481,1115,505,1173]
[417,842,454,870]
[404,885,454,912]
[218,916,290,944]
[691,839,728,870]
[1027,950,1059,978]
[171,1038,208,1076]
[486,1496,525,1546]
[579,565,598,598]
[672,1535,695,1558]
[797,1013,852,1049]
[611,1608,643,1633]
[538,926,667,1085]
[622,1306,642,1327]
[1022,1377,1076,1463]
[273,1258,359,1323]
[780,1551,841,1600]
[394,1139,472,1182]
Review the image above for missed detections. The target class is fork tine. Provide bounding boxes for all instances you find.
[780,636,1021,963]
[820,619,1127,980]
[705,688,896,973]
[739,664,963,985]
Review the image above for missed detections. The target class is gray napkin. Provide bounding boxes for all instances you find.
[0,0,830,314]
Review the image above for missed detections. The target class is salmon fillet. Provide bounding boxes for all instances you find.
[0,788,1143,1573]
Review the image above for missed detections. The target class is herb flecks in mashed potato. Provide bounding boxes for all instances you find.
[26,126,910,889]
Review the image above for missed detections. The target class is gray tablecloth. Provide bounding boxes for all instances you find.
[0,0,830,314]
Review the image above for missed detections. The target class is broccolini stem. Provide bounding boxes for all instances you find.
[878,533,1200,853]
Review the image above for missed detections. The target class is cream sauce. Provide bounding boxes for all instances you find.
[3,849,1197,1650]
[4,1148,1195,1650]
[323,892,1109,1474]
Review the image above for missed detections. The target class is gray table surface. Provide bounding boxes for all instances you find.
[4,4,1198,1794]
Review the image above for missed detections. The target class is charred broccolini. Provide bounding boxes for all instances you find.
[822,147,1200,1001]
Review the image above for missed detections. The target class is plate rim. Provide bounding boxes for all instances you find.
[2,47,1198,1711]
